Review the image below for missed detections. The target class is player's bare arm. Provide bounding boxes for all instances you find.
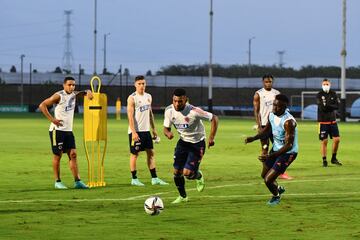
[208,114,219,148]
[253,92,261,129]
[163,127,174,140]
[258,119,296,162]
[245,119,271,144]
[75,89,93,100]
[39,93,63,127]
[149,108,158,138]
[127,95,140,141]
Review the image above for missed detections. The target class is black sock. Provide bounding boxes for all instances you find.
[195,171,202,180]
[56,179,61,182]
[150,168,157,178]
[331,153,337,160]
[174,175,186,198]
[75,178,80,182]
[131,170,137,179]
[322,156,327,162]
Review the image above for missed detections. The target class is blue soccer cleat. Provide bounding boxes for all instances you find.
[267,196,281,206]
[74,180,89,189]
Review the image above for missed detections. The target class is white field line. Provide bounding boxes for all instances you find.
[1,177,360,204]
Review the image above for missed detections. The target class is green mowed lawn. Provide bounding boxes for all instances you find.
[0,113,359,240]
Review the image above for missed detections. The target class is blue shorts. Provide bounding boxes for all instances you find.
[128,131,153,154]
[265,152,297,174]
[173,139,205,172]
[49,130,76,156]
[319,123,340,140]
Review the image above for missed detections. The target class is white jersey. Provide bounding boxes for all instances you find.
[128,92,152,133]
[163,104,213,144]
[49,90,76,132]
[256,88,280,126]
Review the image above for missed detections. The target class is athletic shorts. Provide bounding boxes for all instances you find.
[265,152,297,174]
[319,123,340,140]
[49,130,76,156]
[173,139,205,172]
[128,131,153,154]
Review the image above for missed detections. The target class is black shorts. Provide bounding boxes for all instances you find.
[49,130,76,156]
[128,131,153,154]
[265,152,297,174]
[319,123,340,140]
[173,139,206,172]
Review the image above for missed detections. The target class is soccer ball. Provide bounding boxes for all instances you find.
[144,196,164,216]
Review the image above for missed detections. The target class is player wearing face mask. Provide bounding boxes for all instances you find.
[316,78,342,167]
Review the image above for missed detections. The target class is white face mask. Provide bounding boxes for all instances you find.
[322,85,330,93]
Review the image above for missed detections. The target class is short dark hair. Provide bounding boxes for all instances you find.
[262,74,274,81]
[323,78,330,82]
[275,94,289,105]
[64,76,75,83]
[173,88,186,97]
[135,75,145,82]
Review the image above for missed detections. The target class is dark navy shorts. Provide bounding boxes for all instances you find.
[129,131,153,154]
[173,139,205,172]
[49,130,76,156]
[319,123,340,140]
[265,152,297,174]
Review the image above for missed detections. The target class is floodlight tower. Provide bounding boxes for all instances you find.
[340,0,347,122]
[208,0,214,113]
[62,10,74,73]
[277,50,286,68]
[93,0,98,75]
[248,36,255,76]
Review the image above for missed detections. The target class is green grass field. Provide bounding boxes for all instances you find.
[0,113,359,240]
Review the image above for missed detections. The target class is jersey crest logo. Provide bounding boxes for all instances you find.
[139,105,150,112]
[184,117,190,122]
[174,123,189,129]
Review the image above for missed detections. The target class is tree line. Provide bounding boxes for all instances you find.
[156,64,360,79]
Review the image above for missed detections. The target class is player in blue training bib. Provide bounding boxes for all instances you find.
[246,94,298,205]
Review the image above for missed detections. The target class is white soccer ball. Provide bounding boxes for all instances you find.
[252,124,258,131]
[144,196,164,216]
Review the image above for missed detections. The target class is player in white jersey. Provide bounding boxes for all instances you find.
[127,75,168,186]
[253,74,292,180]
[163,88,218,204]
[39,76,93,189]
[246,94,298,205]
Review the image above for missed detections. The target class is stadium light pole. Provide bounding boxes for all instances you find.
[248,36,255,76]
[340,0,347,122]
[103,33,110,74]
[93,0,97,75]
[208,0,214,113]
[20,54,25,106]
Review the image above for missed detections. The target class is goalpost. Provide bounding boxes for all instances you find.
[300,91,360,120]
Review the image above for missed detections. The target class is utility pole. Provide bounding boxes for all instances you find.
[20,54,25,106]
[277,50,285,68]
[248,36,255,76]
[103,33,110,74]
[340,0,347,121]
[208,0,214,113]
